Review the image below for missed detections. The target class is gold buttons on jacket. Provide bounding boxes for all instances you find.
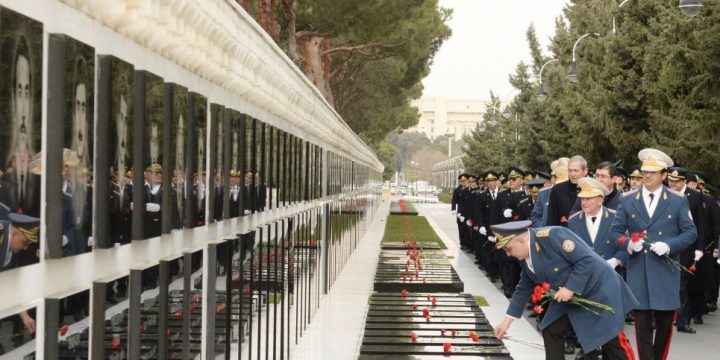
[631,214,635,219]
[554,267,559,272]
[658,232,662,236]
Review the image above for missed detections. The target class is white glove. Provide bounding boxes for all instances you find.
[451,210,456,215]
[456,213,461,219]
[114,242,121,248]
[650,242,670,256]
[459,216,465,222]
[129,202,133,210]
[87,236,94,247]
[62,235,69,247]
[713,249,719,258]
[244,209,251,215]
[146,203,161,212]
[694,250,703,262]
[488,236,497,243]
[717,258,720,265]
[479,226,487,236]
[503,209,513,218]
[466,219,473,226]
[606,258,619,269]
[628,239,644,253]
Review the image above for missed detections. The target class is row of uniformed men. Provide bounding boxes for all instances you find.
[454,148,719,360]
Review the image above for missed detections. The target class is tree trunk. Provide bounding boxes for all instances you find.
[299,34,334,106]
[236,0,252,12]
[258,0,279,41]
[282,0,299,63]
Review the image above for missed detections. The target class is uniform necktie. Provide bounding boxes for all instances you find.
[649,193,655,207]
[591,216,597,224]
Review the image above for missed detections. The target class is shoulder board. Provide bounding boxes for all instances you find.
[606,208,616,214]
[666,188,685,198]
[535,228,551,238]
[519,197,530,204]
[538,187,552,193]
[568,211,583,220]
[622,188,639,197]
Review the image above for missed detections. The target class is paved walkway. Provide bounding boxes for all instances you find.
[418,202,719,360]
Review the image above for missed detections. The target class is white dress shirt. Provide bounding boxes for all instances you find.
[642,186,662,218]
[585,208,602,244]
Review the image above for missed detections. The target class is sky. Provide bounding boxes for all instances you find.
[422,0,570,101]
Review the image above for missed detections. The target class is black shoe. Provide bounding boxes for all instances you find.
[707,303,717,312]
[504,290,513,298]
[490,276,499,283]
[693,316,703,325]
[677,325,696,334]
[564,341,576,354]
[574,350,585,360]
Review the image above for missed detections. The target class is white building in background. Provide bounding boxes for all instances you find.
[409,96,488,140]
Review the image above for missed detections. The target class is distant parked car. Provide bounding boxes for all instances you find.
[397,186,406,195]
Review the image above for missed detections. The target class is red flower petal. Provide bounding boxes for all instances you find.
[513,214,519,220]
[59,324,69,336]
[542,282,551,291]
[534,305,544,314]
[443,343,452,353]
[618,235,626,245]
[560,216,568,223]
[111,336,121,348]
[440,329,446,336]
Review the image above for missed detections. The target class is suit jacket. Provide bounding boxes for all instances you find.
[603,187,621,210]
[507,226,638,353]
[567,207,626,265]
[681,187,710,266]
[465,186,483,227]
[531,186,551,228]
[144,184,163,239]
[547,180,578,226]
[610,186,697,310]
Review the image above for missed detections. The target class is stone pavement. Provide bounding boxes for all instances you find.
[418,202,719,360]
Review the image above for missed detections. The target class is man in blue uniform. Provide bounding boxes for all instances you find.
[610,148,697,360]
[568,177,626,269]
[492,220,638,360]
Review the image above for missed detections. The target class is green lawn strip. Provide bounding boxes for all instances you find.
[381,215,447,249]
[438,191,452,204]
[473,295,489,307]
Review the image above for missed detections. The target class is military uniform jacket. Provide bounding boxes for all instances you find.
[456,186,471,219]
[504,189,534,221]
[465,186,484,226]
[507,226,639,353]
[531,187,551,228]
[567,207,627,265]
[610,186,697,310]
[680,187,710,266]
[451,185,462,212]
[478,188,509,233]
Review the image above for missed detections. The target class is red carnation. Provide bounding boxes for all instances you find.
[410,332,417,342]
[560,216,568,223]
[140,324,145,333]
[166,329,172,338]
[618,235,627,245]
[542,282,550,291]
[451,329,457,337]
[443,343,452,353]
[631,232,640,243]
[412,303,417,310]
[689,263,697,272]
[111,336,121,348]
[59,324,69,336]
[401,289,407,298]
[533,305,544,314]
[176,311,183,319]
[190,303,197,313]
[423,308,430,318]
[513,214,519,220]
[431,297,438,307]
[441,329,446,336]
[531,293,541,304]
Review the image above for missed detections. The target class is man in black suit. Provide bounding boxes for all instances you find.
[594,161,622,210]
[143,164,163,239]
[452,174,469,250]
[547,155,587,226]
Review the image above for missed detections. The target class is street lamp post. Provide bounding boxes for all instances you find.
[537,58,560,101]
[678,0,703,17]
[567,32,601,83]
[502,105,519,142]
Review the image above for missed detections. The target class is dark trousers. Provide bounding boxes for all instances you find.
[457,220,467,248]
[542,315,634,360]
[676,272,690,327]
[633,309,675,360]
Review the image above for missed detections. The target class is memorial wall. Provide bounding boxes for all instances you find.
[0,0,383,358]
